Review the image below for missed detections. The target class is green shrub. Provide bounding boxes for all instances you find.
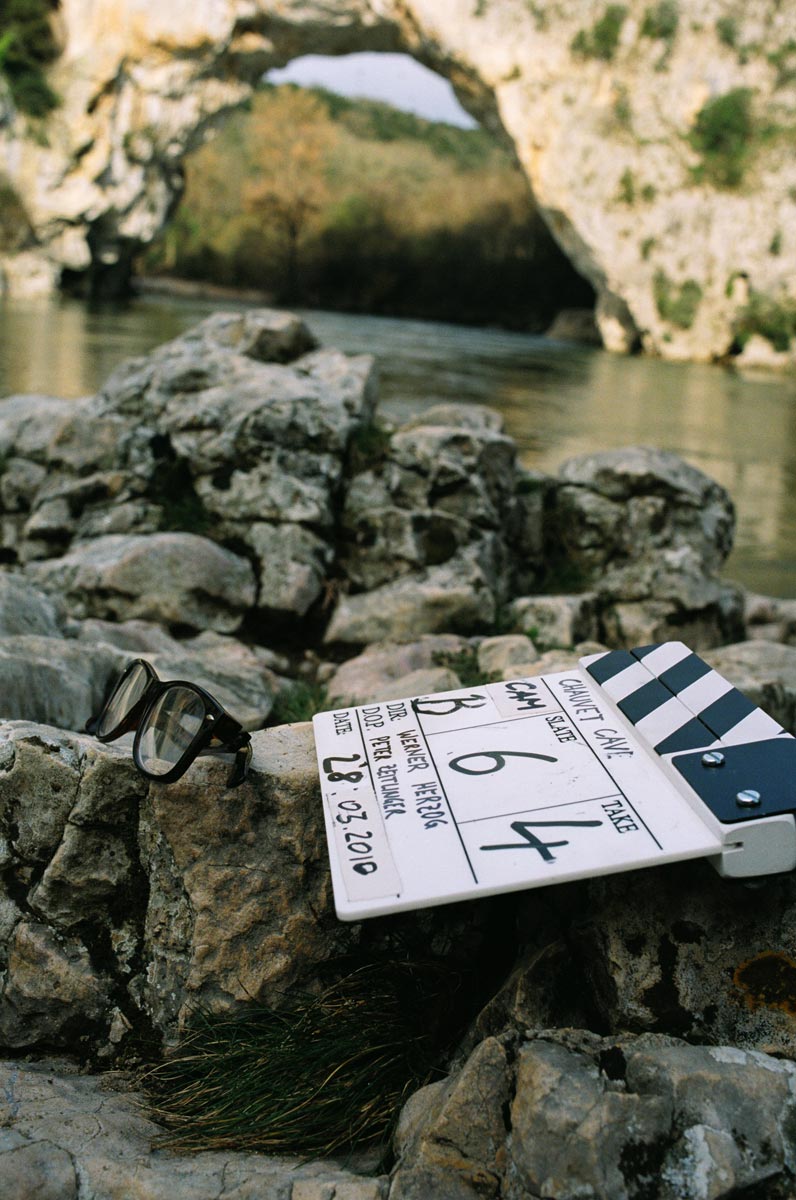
[688,88,754,187]
[641,2,679,42]
[571,5,627,61]
[768,40,796,88]
[653,270,703,329]
[0,0,61,116]
[734,292,796,352]
[716,16,738,48]
[617,167,636,204]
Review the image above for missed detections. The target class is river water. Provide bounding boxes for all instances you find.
[1,292,794,598]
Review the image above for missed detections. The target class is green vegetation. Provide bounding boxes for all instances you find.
[716,15,738,49]
[144,962,453,1157]
[653,270,703,329]
[768,41,796,89]
[734,292,796,352]
[641,2,679,42]
[0,0,60,116]
[688,88,754,188]
[433,646,493,689]
[571,5,627,61]
[769,230,783,256]
[269,679,329,726]
[640,236,656,260]
[346,420,393,476]
[613,85,633,130]
[617,168,636,205]
[145,83,593,329]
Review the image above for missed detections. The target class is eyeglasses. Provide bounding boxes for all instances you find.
[86,659,252,786]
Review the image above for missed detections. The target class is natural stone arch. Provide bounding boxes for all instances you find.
[2,0,795,362]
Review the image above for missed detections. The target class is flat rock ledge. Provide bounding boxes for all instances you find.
[5,1028,796,1200]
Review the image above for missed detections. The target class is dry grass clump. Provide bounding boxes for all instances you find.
[143,961,454,1158]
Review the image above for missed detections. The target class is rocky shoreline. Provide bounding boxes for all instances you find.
[1,309,796,1198]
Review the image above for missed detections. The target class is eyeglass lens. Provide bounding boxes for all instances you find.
[138,686,206,776]
[98,662,150,737]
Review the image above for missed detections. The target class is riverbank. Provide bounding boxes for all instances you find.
[2,307,796,1196]
[2,293,794,597]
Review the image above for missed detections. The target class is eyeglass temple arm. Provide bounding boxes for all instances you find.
[200,721,252,787]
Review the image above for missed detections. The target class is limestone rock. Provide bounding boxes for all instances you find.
[339,410,539,600]
[0,634,125,730]
[508,594,599,650]
[28,533,257,633]
[476,634,539,677]
[0,1059,387,1200]
[4,2,796,362]
[0,573,64,637]
[325,549,499,645]
[508,1032,796,1200]
[391,1029,796,1199]
[553,447,736,579]
[545,448,743,649]
[744,593,796,646]
[391,1037,510,1200]
[703,640,796,733]
[572,862,796,1057]
[325,635,470,706]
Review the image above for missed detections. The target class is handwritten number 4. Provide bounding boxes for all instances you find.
[482,819,603,862]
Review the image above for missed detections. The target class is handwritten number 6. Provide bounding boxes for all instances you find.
[449,750,557,776]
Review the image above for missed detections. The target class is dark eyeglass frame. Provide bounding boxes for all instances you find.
[86,658,252,786]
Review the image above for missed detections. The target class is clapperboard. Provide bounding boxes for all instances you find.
[312,641,796,920]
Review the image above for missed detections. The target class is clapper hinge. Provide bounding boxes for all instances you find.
[672,737,796,823]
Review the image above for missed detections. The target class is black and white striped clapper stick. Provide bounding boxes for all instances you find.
[312,640,796,921]
[581,641,796,879]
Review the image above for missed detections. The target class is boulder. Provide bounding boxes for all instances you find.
[325,548,499,646]
[476,634,539,677]
[338,407,544,600]
[703,640,796,733]
[324,635,470,707]
[543,448,744,649]
[0,719,510,1055]
[0,573,63,637]
[0,634,125,730]
[508,593,599,650]
[550,447,735,581]
[28,533,256,633]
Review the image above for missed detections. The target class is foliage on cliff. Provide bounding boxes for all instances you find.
[0,0,60,116]
[144,84,593,329]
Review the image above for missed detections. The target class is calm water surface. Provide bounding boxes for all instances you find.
[1,293,794,597]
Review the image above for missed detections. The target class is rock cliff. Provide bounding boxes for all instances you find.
[2,1,796,361]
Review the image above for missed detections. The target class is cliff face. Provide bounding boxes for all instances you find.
[2,0,796,361]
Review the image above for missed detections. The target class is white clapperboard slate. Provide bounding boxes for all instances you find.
[312,641,796,921]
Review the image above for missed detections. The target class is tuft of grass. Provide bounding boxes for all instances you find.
[571,5,627,61]
[688,88,754,188]
[653,270,703,329]
[640,236,656,260]
[433,646,493,688]
[142,962,455,1158]
[269,679,329,725]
